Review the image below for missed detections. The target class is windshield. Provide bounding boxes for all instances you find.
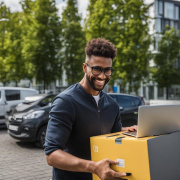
[39,95,56,107]
[24,95,45,102]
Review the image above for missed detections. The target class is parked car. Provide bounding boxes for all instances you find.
[0,87,38,127]
[6,92,144,148]
[5,94,56,148]
[108,93,145,127]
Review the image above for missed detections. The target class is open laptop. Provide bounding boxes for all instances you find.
[122,104,180,138]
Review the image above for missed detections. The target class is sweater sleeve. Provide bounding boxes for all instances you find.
[44,95,75,155]
[111,105,122,133]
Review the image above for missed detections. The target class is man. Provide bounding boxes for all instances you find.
[44,38,137,180]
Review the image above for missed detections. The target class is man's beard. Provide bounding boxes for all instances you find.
[86,74,110,91]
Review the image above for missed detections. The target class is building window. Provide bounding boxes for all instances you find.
[174,22,179,31]
[149,86,154,100]
[154,37,159,50]
[162,19,170,32]
[164,19,170,26]
[158,88,164,99]
[175,6,179,20]
[158,1,163,15]
[143,87,146,98]
[164,2,174,19]
[170,20,174,28]
[156,18,161,32]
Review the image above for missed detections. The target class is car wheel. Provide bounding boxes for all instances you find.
[36,125,47,148]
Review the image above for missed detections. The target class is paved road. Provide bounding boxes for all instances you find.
[0,129,52,180]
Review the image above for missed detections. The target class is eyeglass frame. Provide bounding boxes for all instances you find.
[85,63,114,76]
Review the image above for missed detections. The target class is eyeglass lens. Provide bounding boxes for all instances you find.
[92,67,112,76]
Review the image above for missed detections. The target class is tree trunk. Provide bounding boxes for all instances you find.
[166,86,169,100]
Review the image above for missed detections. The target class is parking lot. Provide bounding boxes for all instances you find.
[0,128,52,180]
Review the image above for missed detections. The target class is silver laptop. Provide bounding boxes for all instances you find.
[123,104,180,138]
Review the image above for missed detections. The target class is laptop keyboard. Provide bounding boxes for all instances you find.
[122,130,137,137]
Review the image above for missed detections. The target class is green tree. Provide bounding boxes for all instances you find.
[115,0,152,93]
[85,0,152,94]
[152,27,180,100]
[4,11,34,86]
[0,2,11,85]
[85,0,118,43]
[61,0,86,85]
[21,0,62,92]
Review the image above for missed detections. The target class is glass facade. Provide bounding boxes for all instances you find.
[175,6,179,20]
[158,1,163,15]
[170,20,174,28]
[158,88,164,99]
[149,86,154,100]
[174,21,179,31]
[156,18,161,32]
[164,2,174,19]
[156,1,180,33]
[154,1,180,100]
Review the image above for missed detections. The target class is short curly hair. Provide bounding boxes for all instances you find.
[85,38,117,60]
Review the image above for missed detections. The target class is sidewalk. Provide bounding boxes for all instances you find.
[0,130,52,180]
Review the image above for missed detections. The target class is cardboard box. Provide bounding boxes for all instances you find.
[90,131,180,180]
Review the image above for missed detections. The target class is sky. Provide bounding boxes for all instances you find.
[0,0,89,19]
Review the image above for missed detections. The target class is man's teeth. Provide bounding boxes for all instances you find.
[96,80,105,84]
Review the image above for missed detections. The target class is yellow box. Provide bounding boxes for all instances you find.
[90,131,180,180]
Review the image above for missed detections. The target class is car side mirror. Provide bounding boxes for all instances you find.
[120,106,123,111]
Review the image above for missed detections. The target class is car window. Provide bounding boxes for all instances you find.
[117,96,134,108]
[133,97,141,106]
[5,90,20,101]
[110,95,118,103]
[39,95,56,106]
[109,95,135,108]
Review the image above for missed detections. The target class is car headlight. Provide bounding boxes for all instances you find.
[23,110,45,119]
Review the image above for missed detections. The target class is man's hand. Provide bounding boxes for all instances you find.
[121,125,137,132]
[93,158,129,180]
[47,150,131,179]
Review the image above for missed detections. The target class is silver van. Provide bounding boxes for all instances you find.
[0,87,38,126]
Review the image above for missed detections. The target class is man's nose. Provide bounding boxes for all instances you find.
[97,70,106,79]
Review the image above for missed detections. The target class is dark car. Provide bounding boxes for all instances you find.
[6,92,144,148]
[5,94,56,148]
[108,93,145,127]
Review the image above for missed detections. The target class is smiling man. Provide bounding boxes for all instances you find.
[44,38,136,180]
[84,56,112,93]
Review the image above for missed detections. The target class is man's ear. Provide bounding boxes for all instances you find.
[82,63,87,73]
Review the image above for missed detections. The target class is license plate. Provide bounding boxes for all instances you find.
[9,125,18,131]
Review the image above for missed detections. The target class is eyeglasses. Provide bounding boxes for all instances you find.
[85,63,114,76]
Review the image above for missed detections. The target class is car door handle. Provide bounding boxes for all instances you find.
[134,112,138,114]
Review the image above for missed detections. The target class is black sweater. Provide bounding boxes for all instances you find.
[44,83,122,180]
